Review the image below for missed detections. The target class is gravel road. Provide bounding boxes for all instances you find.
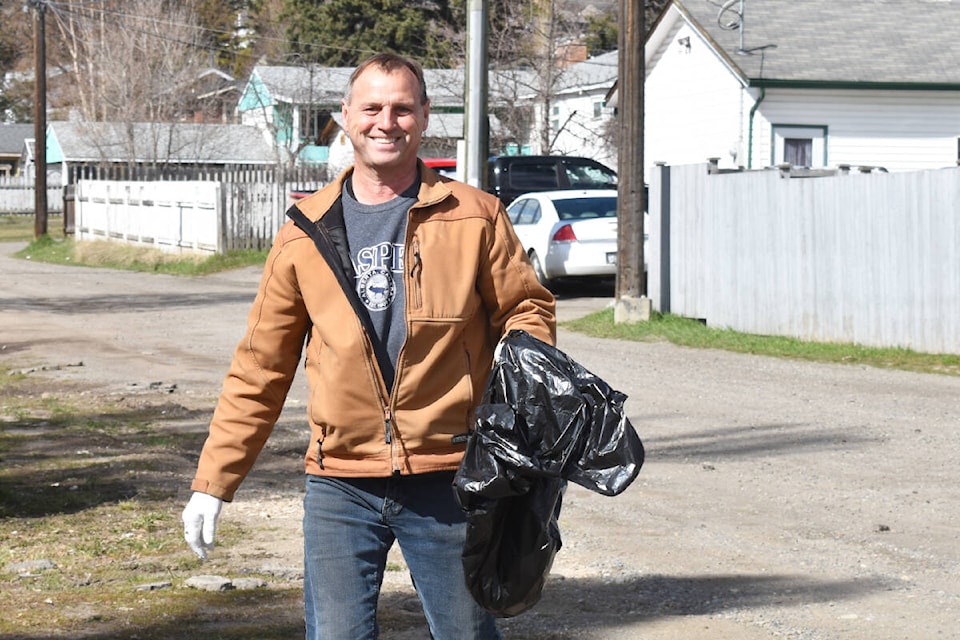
[2,242,959,639]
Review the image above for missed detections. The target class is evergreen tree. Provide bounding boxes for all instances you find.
[278,0,464,67]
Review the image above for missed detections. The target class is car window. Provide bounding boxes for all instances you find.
[506,199,526,224]
[564,163,618,188]
[508,199,541,226]
[552,197,618,221]
[509,163,561,190]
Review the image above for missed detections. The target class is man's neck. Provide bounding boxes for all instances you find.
[350,164,419,205]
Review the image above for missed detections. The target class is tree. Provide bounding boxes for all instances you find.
[584,12,617,57]
[278,0,465,67]
[194,0,251,74]
[0,2,35,122]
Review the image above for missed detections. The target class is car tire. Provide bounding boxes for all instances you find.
[528,251,552,288]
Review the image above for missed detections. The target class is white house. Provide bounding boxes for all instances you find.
[642,0,960,173]
[540,50,619,169]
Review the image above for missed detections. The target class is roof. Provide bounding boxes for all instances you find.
[555,50,619,94]
[249,65,467,108]
[245,65,540,110]
[48,122,276,165]
[0,124,34,155]
[668,0,960,88]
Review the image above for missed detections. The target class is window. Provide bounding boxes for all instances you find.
[772,125,827,168]
[553,197,618,221]
[784,138,812,167]
[506,198,541,226]
[509,163,560,190]
[593,101,604,119]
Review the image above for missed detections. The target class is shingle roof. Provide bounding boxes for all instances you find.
[250,65,539,108]
[0,124,34,155]
[49,122,276,164]
[252,65,467,107]
[673,0,960,86]
[555,50,619,94]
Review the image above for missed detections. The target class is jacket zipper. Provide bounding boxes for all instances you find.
[409,236,422,309]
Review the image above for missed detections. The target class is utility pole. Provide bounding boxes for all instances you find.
[463,0,489,190]
[30,0,48,238]
[614,0,650,322]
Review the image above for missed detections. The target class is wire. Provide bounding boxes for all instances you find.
[44,1,424,63]
[706,0,742,31]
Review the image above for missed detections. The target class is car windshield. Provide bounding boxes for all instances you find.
[552,197,618,221]
[565,164,617,188]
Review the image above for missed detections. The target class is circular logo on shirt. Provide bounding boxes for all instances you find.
[358,267,396,311]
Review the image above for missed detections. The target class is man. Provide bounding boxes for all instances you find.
[181,53,556,639]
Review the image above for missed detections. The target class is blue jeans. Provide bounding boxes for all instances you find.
[302,472,501,640]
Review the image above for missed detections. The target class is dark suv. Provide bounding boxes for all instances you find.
[486,155,617,205]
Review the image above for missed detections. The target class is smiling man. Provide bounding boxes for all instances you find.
[182,53,556,639]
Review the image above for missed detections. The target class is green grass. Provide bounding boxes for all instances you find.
[0,212,65,242]
[563,308,960,376]
[3,214,268,275]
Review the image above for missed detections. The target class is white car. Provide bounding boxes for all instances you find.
[506,189,625,286]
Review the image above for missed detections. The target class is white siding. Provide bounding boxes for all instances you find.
[645,23,748,173]
[755,89,960,171]
[550,90,617,168]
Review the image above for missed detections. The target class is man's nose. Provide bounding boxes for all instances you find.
[377,107,398,129]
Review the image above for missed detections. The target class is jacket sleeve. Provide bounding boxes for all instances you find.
[478,202,557,346]
[190,231,310,501]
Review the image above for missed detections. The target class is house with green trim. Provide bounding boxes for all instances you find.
[237,65,470,170]
[641,0,960,172]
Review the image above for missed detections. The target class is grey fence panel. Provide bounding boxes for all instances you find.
[651,163,960,354]
[0,176,64,214]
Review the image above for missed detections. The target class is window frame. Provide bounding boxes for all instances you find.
[771,124,828,168]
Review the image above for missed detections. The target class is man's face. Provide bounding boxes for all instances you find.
[342,66,429,174]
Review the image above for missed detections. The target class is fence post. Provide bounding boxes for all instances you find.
[654,162,671,314]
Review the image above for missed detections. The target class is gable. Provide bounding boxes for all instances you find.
[238,72,274,112]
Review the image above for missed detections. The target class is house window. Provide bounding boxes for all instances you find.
[784,138,812,167]
[593,101,604,119]
[772,125,827,168]
[301,110,331,145]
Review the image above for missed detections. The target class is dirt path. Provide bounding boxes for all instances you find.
[2,242,959,639]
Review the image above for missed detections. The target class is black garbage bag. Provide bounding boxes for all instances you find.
[453,330,645,617]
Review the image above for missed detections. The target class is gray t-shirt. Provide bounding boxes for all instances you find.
[342,178,418,390]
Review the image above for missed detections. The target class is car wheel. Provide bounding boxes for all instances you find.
[528,251,552,288]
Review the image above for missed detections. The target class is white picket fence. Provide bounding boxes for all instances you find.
[648,162,960,354]
[0,176,63,214]
[74,169,326,254]
[76,181,221,253]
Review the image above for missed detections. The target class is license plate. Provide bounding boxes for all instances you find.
[606,252,617,265]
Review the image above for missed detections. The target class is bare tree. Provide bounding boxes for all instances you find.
[487,0,592,156]
[48,0,211,166]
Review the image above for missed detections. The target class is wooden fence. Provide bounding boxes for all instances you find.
[647,162,960,354]
[0,176,63,214]
[74,166,327,253]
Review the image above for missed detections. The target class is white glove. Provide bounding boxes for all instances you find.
[182,491,223,559]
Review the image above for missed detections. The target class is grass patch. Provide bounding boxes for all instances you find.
[4,213,268,275]
[563,308,960,376]
[13,233,268,276]
[0,368,309,638]
[0,213,65,242]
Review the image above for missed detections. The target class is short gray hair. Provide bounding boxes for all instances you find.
[344,53,429,106]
